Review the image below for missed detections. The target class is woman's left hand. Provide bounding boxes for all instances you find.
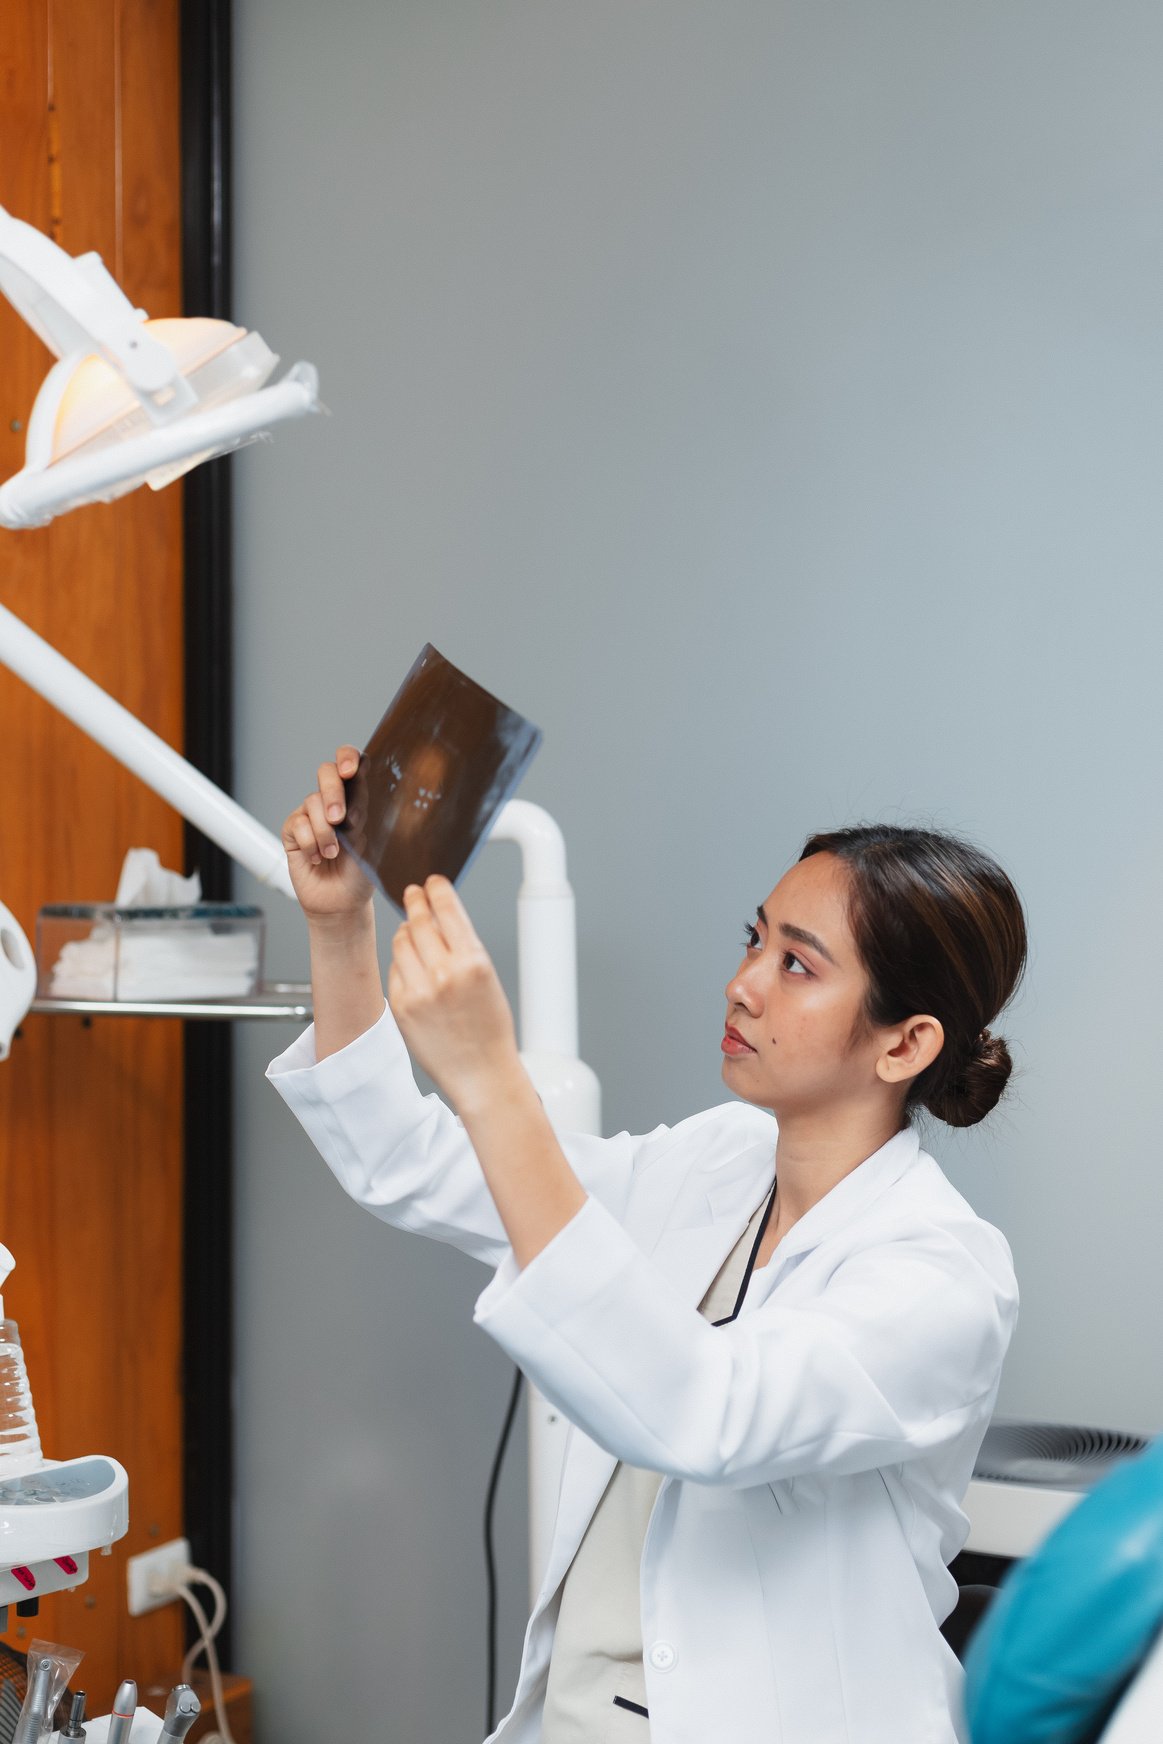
[388,876,521,1110]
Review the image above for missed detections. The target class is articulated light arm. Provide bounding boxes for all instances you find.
[0,599,294,898]
[0,209,183,393]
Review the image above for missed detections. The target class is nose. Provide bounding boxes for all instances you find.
[725,957,763,1016]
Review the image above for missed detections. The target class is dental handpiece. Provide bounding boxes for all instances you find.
[157,1685,200,1744]
[11,1658,53,1744]
[105,1680,136,1744]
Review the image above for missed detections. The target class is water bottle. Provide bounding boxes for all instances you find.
[0,1298,43,1474]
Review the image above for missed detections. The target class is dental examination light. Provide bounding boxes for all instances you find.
[0,199,308,1041]
[0,206,319,528]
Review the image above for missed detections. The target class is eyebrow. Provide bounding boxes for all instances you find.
[756,904,837,966]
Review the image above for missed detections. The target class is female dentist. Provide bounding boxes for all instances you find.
[267,748,1026,1744]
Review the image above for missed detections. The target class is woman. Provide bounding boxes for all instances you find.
[268,746,1026,1744]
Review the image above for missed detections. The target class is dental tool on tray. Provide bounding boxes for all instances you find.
[39,1681,199,1744]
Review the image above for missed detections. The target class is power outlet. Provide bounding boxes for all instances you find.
[126,1536,190,1616]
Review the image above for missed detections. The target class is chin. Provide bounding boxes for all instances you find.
[721,1059,777,1111]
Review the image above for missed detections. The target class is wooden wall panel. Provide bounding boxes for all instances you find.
[0,0,187,1714]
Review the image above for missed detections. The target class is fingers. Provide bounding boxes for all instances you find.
[402,877,480,956]
[401,882,450,972]
[390,918,425,995]
[395,878,487,985]
[318,746,360,824]
[283,806,321,862]
[282,792,340,865]
[283,745,363,864]
[305,791,340,859]
[424,876,481,953]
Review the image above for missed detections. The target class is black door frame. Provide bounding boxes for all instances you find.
[179,0,236,1665]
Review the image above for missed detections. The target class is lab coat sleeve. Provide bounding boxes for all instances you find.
[266,1003,638,1269]
[473,1194,1017,1486]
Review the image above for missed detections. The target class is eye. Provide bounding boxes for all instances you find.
[782,951,810,976]
[741,920,761,951]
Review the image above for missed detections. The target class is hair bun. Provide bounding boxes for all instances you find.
[923,1027,1013,1128]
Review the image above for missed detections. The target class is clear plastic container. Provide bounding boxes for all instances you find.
[0,1309,43,1476]
[35,903,264,1002]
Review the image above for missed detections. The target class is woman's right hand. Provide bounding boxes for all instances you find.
[282,745,375,922]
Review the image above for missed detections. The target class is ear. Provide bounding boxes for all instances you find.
[874,1015,945,1087]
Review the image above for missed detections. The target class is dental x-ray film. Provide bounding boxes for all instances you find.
[338,644,543,911]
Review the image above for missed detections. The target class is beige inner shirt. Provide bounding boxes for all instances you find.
[540,1191,771,1742]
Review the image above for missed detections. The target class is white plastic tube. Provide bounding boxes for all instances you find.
[489,798,601,1596]
[489,799,577,1057]
[0,600,293,897]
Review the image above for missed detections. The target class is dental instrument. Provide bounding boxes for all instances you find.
[104,1681,135,1744]
[10,1657,52,1744]
[155,1686,198,1744]
[59,1692,86,1740]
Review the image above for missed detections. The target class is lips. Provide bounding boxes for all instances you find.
[721,1024,757,1057]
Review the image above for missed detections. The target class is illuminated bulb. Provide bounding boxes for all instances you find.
[49,317,279,488]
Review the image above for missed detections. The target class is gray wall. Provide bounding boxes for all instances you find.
[231,5,1163,1740]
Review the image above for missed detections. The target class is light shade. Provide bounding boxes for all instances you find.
[0,204,319,528]
[43,317,278,488]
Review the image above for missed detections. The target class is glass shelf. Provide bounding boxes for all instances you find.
[29,981,313,1022]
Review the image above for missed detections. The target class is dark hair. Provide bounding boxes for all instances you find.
[799,825,1027,1128]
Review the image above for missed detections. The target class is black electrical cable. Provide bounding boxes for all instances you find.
[485,1363,525,1737]
[712,1177,778,1327]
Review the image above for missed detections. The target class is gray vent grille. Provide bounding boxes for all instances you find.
[974,1418,1150,1490]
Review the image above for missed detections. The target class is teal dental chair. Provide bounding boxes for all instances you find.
[964,1434,1163,1744]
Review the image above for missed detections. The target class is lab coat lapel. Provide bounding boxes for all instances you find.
[764,1124,920,1258]
[706,1125,921,1277]
[647,1139,775,1308]
[644,1125,920,1307]
[534,1425,619,1608]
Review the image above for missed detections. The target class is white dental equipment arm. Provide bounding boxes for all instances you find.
[0,599,295,899]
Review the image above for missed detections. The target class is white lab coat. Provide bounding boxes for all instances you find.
[267,1005,1018,1744]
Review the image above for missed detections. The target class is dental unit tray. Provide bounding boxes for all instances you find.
[0,1455,129,1607]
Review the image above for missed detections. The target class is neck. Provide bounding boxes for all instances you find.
[770,1099,906,1233]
